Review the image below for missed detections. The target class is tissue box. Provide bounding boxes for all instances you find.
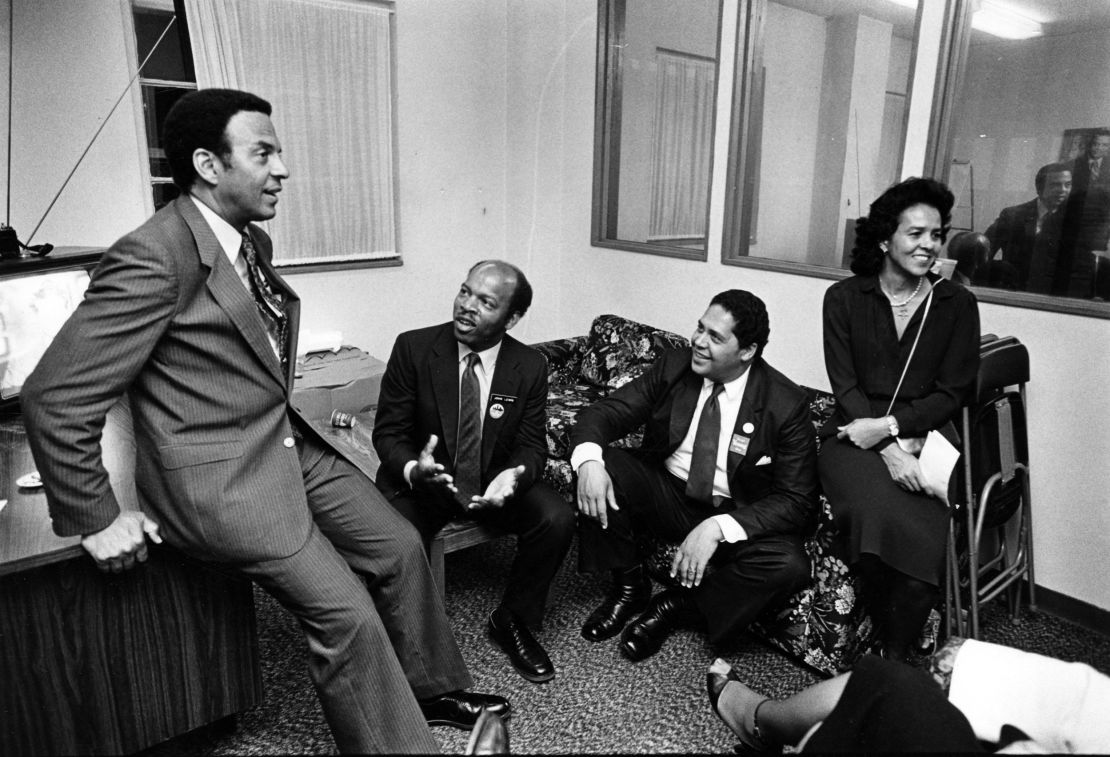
[292,346,386,421]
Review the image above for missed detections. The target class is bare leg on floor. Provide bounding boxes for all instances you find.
[709,658,851,747]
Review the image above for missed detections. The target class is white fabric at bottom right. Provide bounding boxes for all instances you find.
[948,638,1110,753]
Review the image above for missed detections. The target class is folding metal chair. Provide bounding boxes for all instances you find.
[946,335,1035,639]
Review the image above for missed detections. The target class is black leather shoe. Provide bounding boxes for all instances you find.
[488,608,555,683]
[581,567,652,642]
[419,690,511,730]
[619,589,703,662]
[465,710,509,755]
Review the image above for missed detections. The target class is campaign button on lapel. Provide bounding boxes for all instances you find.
[729,434,750,456]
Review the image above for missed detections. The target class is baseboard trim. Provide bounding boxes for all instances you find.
[1032,583,1110,637]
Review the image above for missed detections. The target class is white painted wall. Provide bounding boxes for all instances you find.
[1,0,148,247]
[6,0,1109,613]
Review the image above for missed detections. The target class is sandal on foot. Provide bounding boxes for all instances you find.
[706,660,781,755]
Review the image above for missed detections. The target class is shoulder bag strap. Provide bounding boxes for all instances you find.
[884,283,936,417]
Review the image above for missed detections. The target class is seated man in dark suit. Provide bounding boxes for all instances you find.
[569,290,818,662]
[985,162,1101,297]
[373,261,574,684]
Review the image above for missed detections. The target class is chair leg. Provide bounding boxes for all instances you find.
[1021,465,1037,613]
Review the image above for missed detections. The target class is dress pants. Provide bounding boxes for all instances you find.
[578,447,809,643]
[237,432,472,754]
[387,480,575,628]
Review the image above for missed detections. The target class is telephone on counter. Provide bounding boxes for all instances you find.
[0,225,53,260]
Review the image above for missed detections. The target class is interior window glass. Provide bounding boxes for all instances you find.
[593,0,722,259]
[944,3,1110,302]
[736,0,918,269]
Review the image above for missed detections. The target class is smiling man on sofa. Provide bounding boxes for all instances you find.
[569,289,818,661]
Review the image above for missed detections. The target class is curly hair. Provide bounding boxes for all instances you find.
[850,177,955,276]
[708,289,770,359]
[164,88,273,192]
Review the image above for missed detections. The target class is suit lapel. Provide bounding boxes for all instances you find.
[430,326,461,461]
[483,338,523,474]
[670,371,704,449]
[177,199,285,388]
[726,362,766,483]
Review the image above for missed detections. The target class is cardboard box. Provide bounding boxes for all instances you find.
[292,347,386,421]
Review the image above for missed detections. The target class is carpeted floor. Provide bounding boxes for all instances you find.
[143,537,1110,755]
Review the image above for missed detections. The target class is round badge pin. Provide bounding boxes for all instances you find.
[742,422,755,434]
[489,403,505,419]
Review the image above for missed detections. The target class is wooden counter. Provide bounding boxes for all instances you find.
[0,418,262,756]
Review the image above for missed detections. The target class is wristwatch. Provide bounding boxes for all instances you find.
[886,415,900,438]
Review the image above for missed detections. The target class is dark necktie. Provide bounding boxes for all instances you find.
[240,232,288,370]
[1092,159,1101,182]
[685,382,724,504]
[454,352,482,504]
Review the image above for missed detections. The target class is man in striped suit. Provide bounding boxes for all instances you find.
[22,88,506,754]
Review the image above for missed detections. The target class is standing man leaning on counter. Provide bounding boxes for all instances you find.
[21,88,507,755]
[373,261,574,684]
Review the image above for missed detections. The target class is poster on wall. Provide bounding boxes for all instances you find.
[1059,127,1110,162]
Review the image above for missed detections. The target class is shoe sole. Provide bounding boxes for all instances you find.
[488,628,556,684]
[425,710,512,730]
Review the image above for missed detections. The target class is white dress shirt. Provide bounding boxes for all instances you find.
[403,339,503,486]
[571,368,752,542]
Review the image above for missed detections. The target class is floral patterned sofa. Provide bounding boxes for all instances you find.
[531,314,880,676]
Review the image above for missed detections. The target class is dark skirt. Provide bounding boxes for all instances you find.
[803,654,982,752]
[819,437,949,586]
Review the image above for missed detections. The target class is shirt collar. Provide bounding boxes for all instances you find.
[191,195,246,265]
[458,339,503,370]
[1036,198,1058,220]
[703,367,749,403]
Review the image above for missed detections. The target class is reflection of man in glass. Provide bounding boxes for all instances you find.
[1072,129,1110,196]
[984,163,1091,296]
[1067,130,1110,298]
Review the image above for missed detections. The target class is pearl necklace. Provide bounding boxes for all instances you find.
[883,276,923,319]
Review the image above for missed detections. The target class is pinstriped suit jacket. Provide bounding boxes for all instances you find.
[22,196,316,563]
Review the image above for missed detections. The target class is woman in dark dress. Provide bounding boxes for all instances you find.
[819,177,980,662]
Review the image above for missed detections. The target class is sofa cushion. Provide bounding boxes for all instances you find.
[578,314,688,389]
[546,382,612,460]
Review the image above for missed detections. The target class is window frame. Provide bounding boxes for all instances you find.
[590,0,1110,320]
[590,0,724,262]
[926,0,1110,320]
[123,0,403,274]
[720,0,929,283]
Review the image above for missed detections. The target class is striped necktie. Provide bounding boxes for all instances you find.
[454,352,483,505]
[240,232,288,370]
[685,382,725,504]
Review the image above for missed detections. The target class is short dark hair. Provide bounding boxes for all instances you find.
[468,260,533,317]
[163,88,272,192]
[1088,128,1110,144]
[1034,162,1072,194]
[850,177,954,276]
[708,289,770,359]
